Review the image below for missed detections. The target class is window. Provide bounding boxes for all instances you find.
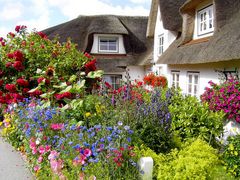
[99,37,118,53]
[197,5,214,36]
[103,74,122,90]
[158,34,164,56]
[172,71,180,88]
[187,72,199,96]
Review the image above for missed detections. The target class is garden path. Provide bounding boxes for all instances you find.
[0,131,34,180]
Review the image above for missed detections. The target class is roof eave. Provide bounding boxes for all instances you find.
[146,0,159,38]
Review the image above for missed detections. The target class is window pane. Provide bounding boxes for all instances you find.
[194,75,199,84]
[188,85,192,93]
[177,74,179,81]
[189,75,192,83]
[100,45,108,50]
[194,85,198,95]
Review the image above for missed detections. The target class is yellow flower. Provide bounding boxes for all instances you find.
[85,112,91,118]
[0,122,2,126]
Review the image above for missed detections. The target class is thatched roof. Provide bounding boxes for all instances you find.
[147,0,185,37]
[157,0,240,64]
[159,0,186,32]
[43,15,153,70]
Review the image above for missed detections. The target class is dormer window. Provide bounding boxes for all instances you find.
[158,34,164,56]
[98,37,118,53]
[197,5,214,37]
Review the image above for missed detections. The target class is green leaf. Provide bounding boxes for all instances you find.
[59,85,72,93]
[53,82,67,89]
[28,86,39,93]
[87,70,104,78]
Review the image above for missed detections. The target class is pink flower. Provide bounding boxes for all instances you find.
[38,156,43,163]
[50,123,64,130]
[32,148,37,155]
[45,145,51,152]
[50,159,63,174]
[34,165,40,172]
[38,145,45,154]
[48,150,59,160]
[83,148,92,157]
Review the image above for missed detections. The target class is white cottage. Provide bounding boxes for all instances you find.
[147,0,240,96]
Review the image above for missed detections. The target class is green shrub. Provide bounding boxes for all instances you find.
[157,139,221,180]
[223,134,240,177]
[169,92,225,145]
[134,145,162,179]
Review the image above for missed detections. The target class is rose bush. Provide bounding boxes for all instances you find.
[0,26,99,106]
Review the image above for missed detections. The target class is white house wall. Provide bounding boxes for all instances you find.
[153,6,177,75]
[123,66,145,82]
[167,60,240,96]
[90,34,126,54]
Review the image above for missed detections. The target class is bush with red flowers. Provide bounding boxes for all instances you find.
[0,26,101,105]
[143,73,167,87]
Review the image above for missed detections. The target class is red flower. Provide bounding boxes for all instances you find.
[84,59,96,74]
[55,92,72,100]
[0,79,4,86]
[15,25,27,33]
[1,41,5,46]
[37,77,50,85]
[22,88,30,94]
[5,84,16,92]
[5,62,12,68]
[16,78,29,87]
[0,96,6,104]
[37,77,45,84]
[13,61,24,71]
[0,91,3,96]
[30,90,42,96]
[13,50,24,62]
[37,32,47,39]
[15,25,21,32]
[7,53,14,59]
[8,32,15,38]
[104,82,112,89]
[0,37,3,41]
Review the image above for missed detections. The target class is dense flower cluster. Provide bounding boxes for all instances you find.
[143,73,167,87]
[201,79,240,122]
[2,99,139,178]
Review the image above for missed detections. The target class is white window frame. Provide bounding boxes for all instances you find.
[171,71,180,89]
[187,72,200,96]
[98,37,119,53]
[197,5,214,36]
[158,34,164,56]
[103,74,122,90]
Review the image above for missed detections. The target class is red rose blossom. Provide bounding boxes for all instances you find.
[15,25,21,32]
[1,42,5,46]
[37,32,47,39]
[22,88,30,94]
[13,61,24,71]
[7,53,14,59]
[0,79,4,86]
[84,59,97,74]
[5,62,12,68]
[13,50,24,62]
[5,84,16,92]
[16,78,29,87]
[8,32,15,38]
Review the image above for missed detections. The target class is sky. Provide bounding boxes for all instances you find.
[0,0,151,37]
